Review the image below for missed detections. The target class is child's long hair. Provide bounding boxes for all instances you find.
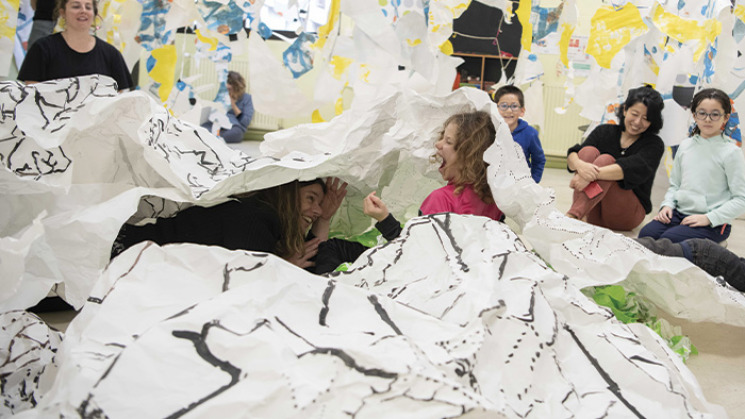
[237,179,325,259]
[434,111,497,204]
[690,88,731,137]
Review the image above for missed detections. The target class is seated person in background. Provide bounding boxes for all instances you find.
[566,85,665,231]
[313,111,504,274]
[635,237,745,292]
[638,88,745,244]
[202,71,254,144]
[493,84,546,183]
[112,178,348,273]
[18,0,134,91]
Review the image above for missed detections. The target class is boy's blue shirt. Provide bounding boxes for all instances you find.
[511,118,546,183]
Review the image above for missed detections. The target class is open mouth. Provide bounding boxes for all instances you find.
[438,155,446,170]
[302,216,314,225]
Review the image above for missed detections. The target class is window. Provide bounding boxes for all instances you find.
[260,0,332,33]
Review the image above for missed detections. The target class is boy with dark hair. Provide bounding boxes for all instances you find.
[493,85,546,183]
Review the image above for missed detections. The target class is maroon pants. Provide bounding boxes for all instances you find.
[567,146,645,231]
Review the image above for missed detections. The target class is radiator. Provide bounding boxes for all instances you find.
[541,84,590,157]
[185,56,283,131]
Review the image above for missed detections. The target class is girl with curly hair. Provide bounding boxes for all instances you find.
[363,110,503,239]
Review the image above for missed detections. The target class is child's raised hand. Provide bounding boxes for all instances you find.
[653,206,673,224]
[681,214,711,227]
[363,191,389,222]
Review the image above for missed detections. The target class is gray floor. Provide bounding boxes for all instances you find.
[39,146,745,417]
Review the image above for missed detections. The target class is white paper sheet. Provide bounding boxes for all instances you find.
[9,216,728,417]
[0,310,63,416]
[2,76,744,418]
[658,98,694,146]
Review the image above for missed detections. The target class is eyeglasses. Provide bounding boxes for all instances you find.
[497,103,521,111]
[694,110,725,121]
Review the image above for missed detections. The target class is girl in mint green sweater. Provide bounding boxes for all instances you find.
[639,88,745,243]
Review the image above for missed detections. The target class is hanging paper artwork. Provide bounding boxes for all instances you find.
[135,0,173,51]
[283,32,317,78]
[531,2,562,54]
[0,0,20,76]
[197,0,247,35]
[586,3,648,69]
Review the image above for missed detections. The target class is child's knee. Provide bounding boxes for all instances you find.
[639,221,663,239]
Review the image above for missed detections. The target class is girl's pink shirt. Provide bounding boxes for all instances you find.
[420,183,503,221]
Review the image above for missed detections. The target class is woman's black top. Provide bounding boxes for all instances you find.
[567,124,664,213]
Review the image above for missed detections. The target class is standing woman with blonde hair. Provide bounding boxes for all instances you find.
[18,0,134,91]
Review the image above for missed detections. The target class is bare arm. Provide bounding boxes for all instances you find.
[596,163,624,181]
[567,152,599,182]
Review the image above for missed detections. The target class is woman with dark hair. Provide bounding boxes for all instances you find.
[202,71,254,143]
[112,178,348,272]
[565,85,665,231]
[18,0,134,91]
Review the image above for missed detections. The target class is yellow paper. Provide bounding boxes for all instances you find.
[734,5,745,22]
[195,29,219,52]
[515,0,533,52]
[312,109,325,123]
[0,0,20,39]
[359,64,371,83]
[329,55,353,80]
[586,3,647,69]
[652,5,721,62]
[439,39,454,55]
[313,0,341,50]
[559,23,575,67]
[148,45,177,103]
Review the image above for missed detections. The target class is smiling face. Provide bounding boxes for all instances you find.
[622,102,652,137]
[496,93,525,131]
[298,183,324,232]
[435,122,461,182]
[60,0,95,32]
[694,98,729,139]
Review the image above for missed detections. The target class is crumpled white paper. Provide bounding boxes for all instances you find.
[10,215,726,418]
[0,310,63,416]
[1,75,744,417]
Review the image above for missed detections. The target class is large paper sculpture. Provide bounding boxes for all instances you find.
[1,76,744,417]
[5,216,727,417]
